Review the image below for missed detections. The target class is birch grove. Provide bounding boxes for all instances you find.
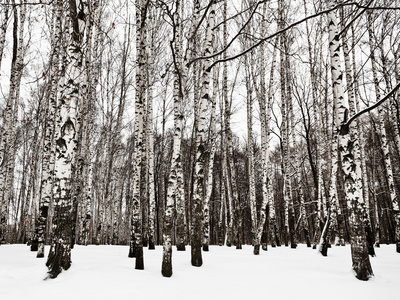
[0,0,400,282]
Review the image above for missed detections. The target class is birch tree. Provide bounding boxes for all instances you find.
[37,1,62,257]
[327,4,373,280]
[129,0,148,270]
[192,0,216,266]
[203,36,218,252]
[46,0,86,278]
[162,0,185,277]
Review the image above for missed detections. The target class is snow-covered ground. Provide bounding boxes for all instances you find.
[1,244,399,299]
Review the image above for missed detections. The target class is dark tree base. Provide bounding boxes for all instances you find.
[202,244,209,252]
[161,262,172,277]
[30,240,38,252]
[177,243,186,251]
[365,226,375,256]
[320,244,328,257]
[235,236,242,250]
[161,243,172,277]
[135,246,144,270]
[148,237,155,250]
[128,247,136,258]
[191,245,202,267]
[354,261,373,281]
[253,244,260,255]
[46,242,71,279]
[262,243,268,251]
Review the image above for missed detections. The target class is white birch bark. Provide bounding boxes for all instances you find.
[162,0,185,277]
[174,5,186,252]
[328,6,373,280]
[129,0,147,270]
[253,4,269,254]
[192,1,215,266]
[339,18,374,256]
[37,2,62,257]
[146,20,156,250]
[223,7,242,251]
[266,38,279,248]
[75,0,98,247]
[218,94,226,246]
[278,24,291,247]
[221,0,233,247]
[46,0,85,278]
[284,35,298,249]
[202,49,217,252]
[245,52,257,247]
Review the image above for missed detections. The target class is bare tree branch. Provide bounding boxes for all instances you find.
[341,81,400,134]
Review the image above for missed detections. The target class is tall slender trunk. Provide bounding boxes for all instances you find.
[278,5,291,246]
[129,0,148,270]
[253,3,269,254]
[37,2,62,257]
[46,0,85,279]
[192,1,215,267]
[245,53,257,247]
[147,16,156,250]
[203,38,218,252]
[327,6,373,280]
[162,0,185,277]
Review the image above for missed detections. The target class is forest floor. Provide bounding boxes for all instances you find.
[1,243,399,299]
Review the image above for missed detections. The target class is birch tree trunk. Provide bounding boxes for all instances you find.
[80,1,100,245]
[335,16,374,256]
[46,0,85,279]
[278,15,292,247]
[129,0,148,270]
[253,4,268,254]
[327,6,373,280]
[221,0,233,248]
[192,1,215,266]
[203,40,218,252]
[245,53,257,247]
[218,94,226,246]
[162,0,185,277]
[146,19,156,250]
[37,2,62,257]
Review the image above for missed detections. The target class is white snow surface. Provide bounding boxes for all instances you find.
[1,244,399,300]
